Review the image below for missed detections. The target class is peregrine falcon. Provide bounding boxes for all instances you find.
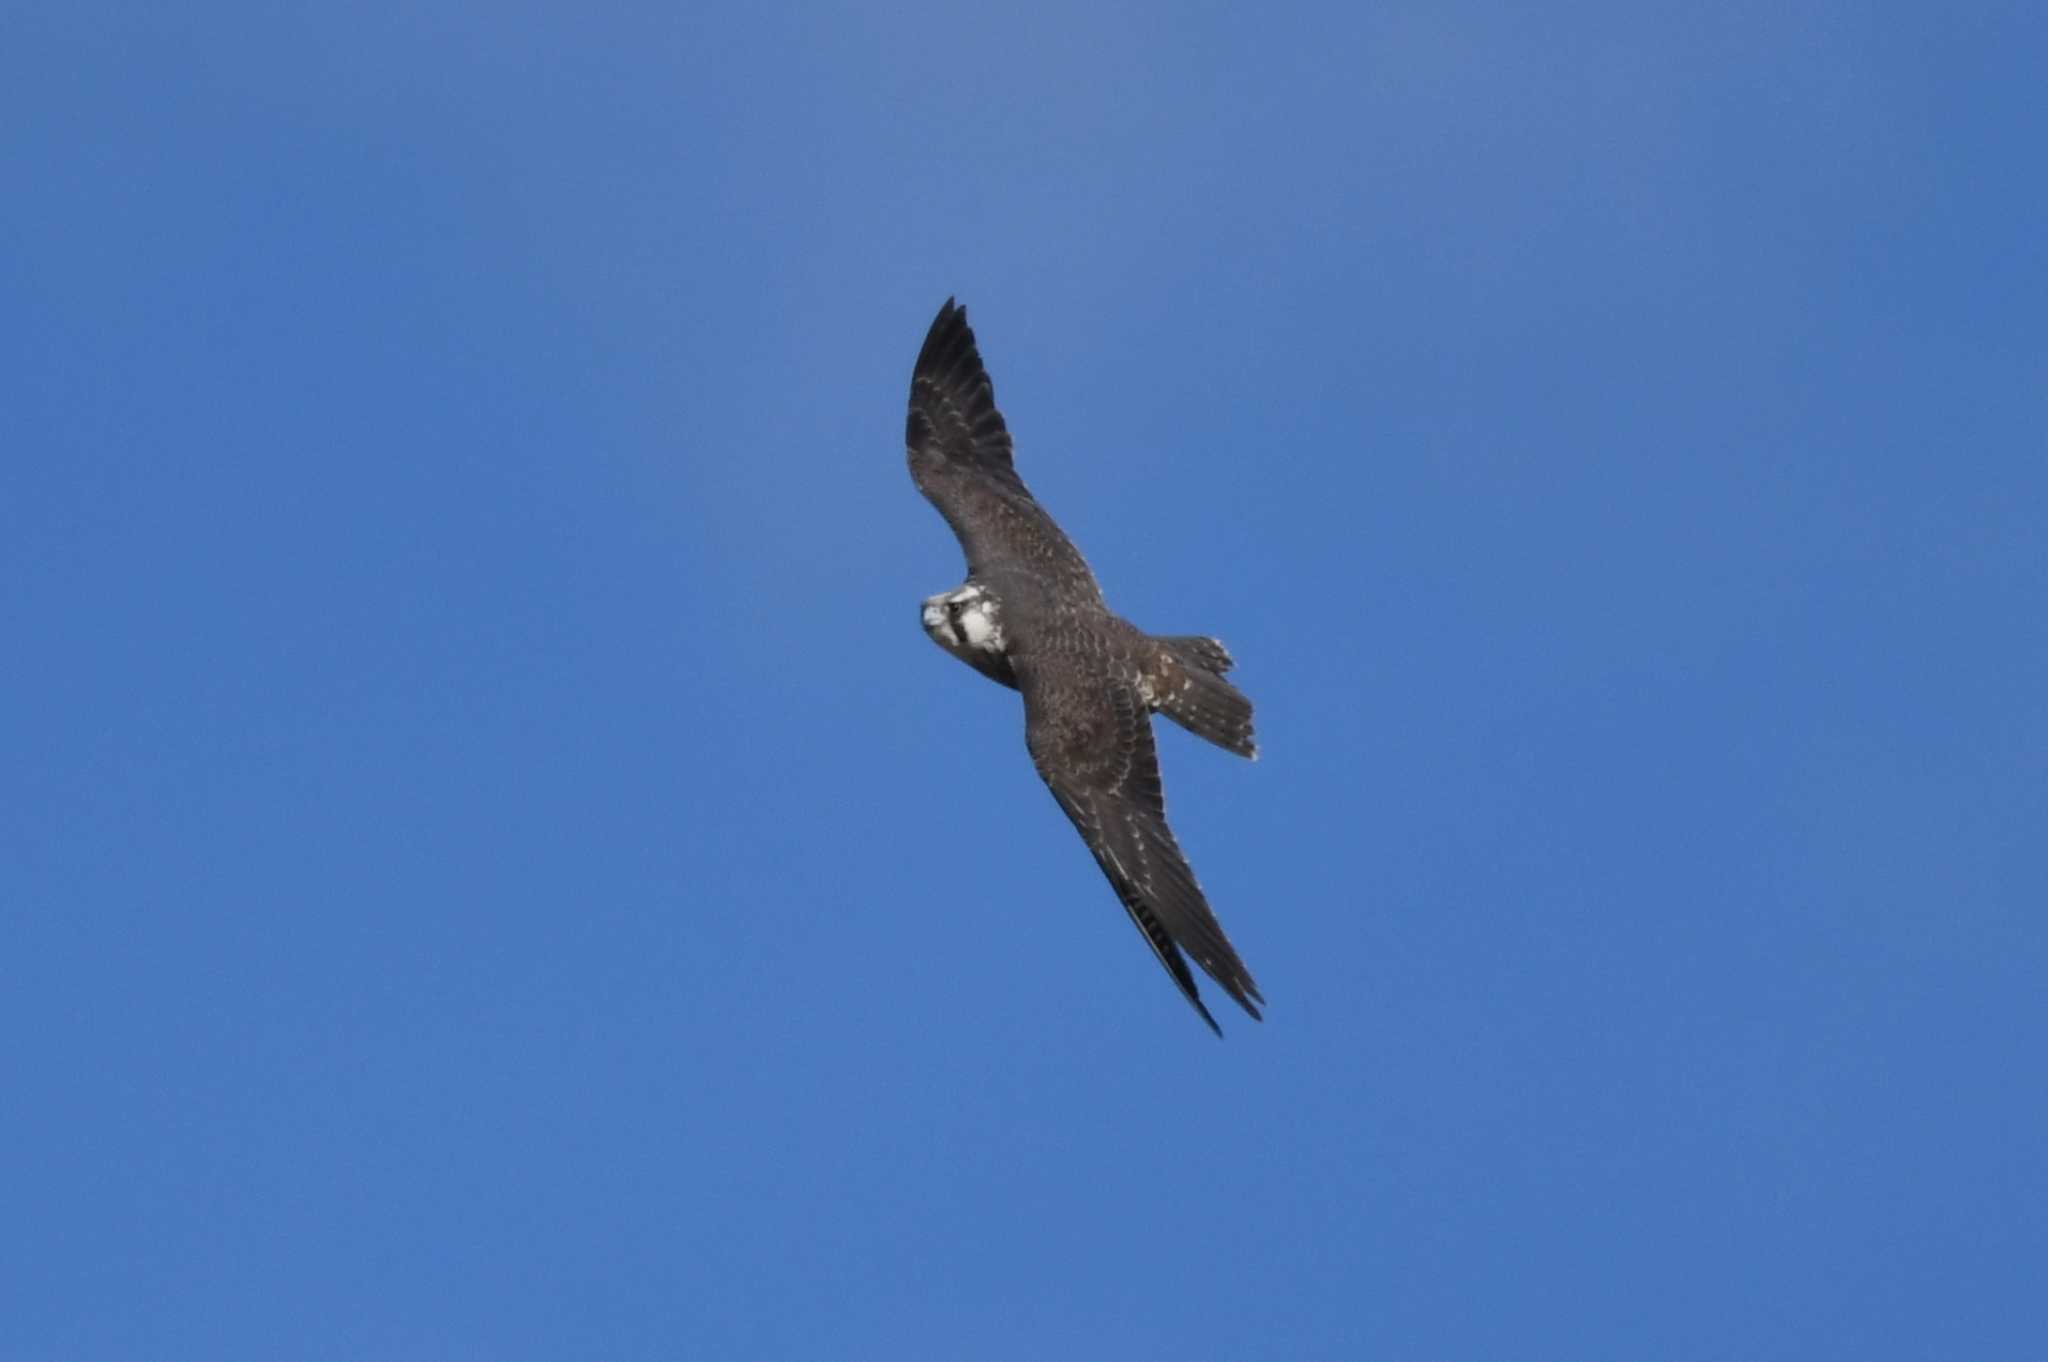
[906,298,1264,1034]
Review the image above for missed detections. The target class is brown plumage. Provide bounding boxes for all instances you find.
[907,298,1263,1034]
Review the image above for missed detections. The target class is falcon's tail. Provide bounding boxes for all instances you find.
[1153,636,1257,760]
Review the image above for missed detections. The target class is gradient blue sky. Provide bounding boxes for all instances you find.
[5,3,2044,1358]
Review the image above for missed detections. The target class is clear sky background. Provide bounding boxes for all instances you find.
[4,3,2043,1359]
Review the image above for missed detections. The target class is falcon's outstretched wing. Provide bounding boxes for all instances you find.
[905,299,1098,594]
[1016,653,1265,1034]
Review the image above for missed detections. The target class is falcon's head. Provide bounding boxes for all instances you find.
[922,583,1005,658]
[921,583,1017,687]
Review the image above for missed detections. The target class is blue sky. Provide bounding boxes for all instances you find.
[4,2,2043,1358]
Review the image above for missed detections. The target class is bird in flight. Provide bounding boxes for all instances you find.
[905,298,1264,1034]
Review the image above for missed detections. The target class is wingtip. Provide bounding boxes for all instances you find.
[1219,966,1266,1022]
[918,297,980,366]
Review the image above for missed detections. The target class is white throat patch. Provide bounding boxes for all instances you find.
[957,598,1000,650]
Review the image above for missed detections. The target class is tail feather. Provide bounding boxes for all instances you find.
[1155,634,1236,675]
[1152,636,1257,759]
